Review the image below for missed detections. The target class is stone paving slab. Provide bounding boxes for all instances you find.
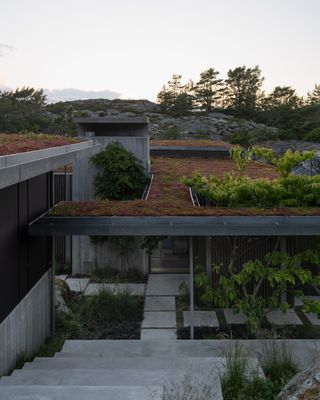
[224,309,246,325]
[144,296,176,311]
[295,296,320,307]
[142,311,176,328]
[266,310,303,326]
[183,311,219,328]
[85,283,145,296]
[303,312,320,326]
[65,278,90,292]
[0,385,164,400]
[146,274,189,296]
[141,329,177,340]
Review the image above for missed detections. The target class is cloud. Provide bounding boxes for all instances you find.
[44,88,121,103]
[0,43,13,57]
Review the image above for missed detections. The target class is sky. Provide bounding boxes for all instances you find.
[0,0,319,102]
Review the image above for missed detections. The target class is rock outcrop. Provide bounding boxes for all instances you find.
[66,99,276,141]
[276,363,320,400]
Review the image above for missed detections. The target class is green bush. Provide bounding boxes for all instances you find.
[90,142,148,200]
[158,126,182,139]
[91,267,146,283]
[304,127,320,142]
[184,146,318,208]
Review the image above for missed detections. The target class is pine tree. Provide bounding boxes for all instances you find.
[193,68,225,112]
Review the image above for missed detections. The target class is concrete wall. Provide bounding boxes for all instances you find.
[0,270,52,376]
[72,136,149,201]
[72,236,148,275]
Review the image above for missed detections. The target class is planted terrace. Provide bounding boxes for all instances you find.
[51,153,320,217]
[0,133,80,156]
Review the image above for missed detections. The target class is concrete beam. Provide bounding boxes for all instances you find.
[29,215,320,237]
[0,141,95,190]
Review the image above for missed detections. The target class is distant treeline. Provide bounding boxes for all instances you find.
[157,66,320,143]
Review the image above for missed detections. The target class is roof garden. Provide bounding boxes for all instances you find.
[49,155,320,218]
[0,133,80,156]
[150,139,235,148]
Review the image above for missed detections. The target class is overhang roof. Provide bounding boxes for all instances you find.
[28,214,320,236]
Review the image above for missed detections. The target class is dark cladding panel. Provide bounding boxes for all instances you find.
[27,174,49,286]
[0,185,19,322]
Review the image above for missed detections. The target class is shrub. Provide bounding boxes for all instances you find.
[195,245,320,333]
[91,267,145,283]
[304,127,320,142]
[90,142,148,200]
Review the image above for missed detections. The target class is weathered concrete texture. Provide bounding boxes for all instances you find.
[0,385,164,400]
[144,296,176,311]
[266,310,303,326]
[183,311,219,328]
[146,274,189,296]
[304,312,320,326]
[85,283,145,296]
[72,236,147,275]
[142,312,177,329]
[0,271,52,376]
[276,363,320,400]
[59,339,320,369]
[224,309,246,325]
[0,141,94,190]
[65,278,89,292]
[141,329,177,340]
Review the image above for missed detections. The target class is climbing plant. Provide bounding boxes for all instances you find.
[90,142,148,200]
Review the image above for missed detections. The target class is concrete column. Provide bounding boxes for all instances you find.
[189,236,194,340]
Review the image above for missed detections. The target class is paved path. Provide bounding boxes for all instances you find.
[141,274,189,340]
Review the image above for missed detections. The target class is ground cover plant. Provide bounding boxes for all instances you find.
[0,133,79,155]
[150,139,235,148]
[90,267,146,283]
[185,146,319,208]
[90,142,148,200]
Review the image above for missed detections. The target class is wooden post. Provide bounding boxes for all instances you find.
[189,236,194,340]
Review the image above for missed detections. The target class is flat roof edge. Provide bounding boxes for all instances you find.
[28,215,320,236]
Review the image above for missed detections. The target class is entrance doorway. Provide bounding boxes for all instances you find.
[149,237,189,273]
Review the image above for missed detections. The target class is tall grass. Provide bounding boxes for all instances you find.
[261,340,298,390]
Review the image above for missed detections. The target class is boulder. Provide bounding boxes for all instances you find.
[276,363,320,400]
[55,277,71,313]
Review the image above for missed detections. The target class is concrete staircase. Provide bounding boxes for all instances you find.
[0,340,230,399]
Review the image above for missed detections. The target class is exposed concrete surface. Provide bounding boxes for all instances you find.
[141,329,177,340]
[146,274,189,296]
[266,310,303,326]
[0,271,52,376]
[224,309,246,325]
[0,385,164,400]
[142,312,177,329]
[65,278,89,292]
[303,312,320,326]
[183,311,219,328]
[85,283,145,296]
[144,296,176,311]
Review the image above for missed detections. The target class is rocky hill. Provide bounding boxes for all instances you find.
[50,99,276,141]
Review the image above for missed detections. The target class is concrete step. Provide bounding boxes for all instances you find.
[0,385,163,400]
[60,339,227,357]
[23,356,224,371]
[0,368,220,390]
